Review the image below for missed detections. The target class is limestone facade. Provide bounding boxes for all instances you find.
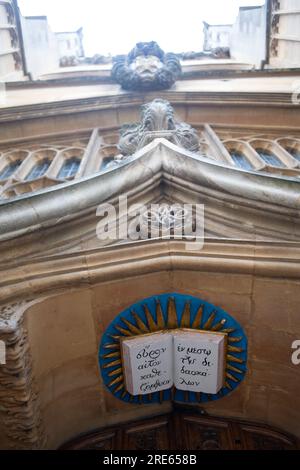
[0,0,24,81]
[0,44,300,449]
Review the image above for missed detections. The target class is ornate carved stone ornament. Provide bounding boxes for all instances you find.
[99,293,247,405]
[0,300,47,449]
[118,99,199,156]
[111,41,182,91]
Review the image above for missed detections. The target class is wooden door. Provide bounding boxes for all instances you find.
[61,412,298,450]
[121,416,173,450]
[173,413,234,450]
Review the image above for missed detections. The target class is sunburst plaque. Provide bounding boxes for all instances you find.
[99,293,247,404]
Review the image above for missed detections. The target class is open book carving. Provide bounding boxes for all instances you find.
[121,329,227,395]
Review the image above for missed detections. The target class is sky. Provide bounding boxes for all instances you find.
[18,0,265,56]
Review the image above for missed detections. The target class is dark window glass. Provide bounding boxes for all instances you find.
[0,159,22,180]
[230,150,253,170]
[26,159,51,180]
[256,148,284,167]
[58,157,80,179]
[100,156,115,171]
[286,147,300,161]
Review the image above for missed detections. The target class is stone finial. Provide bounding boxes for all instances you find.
[118,98,199,156]
[112,41,181,91]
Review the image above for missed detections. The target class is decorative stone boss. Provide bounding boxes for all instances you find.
[112,41,182,91]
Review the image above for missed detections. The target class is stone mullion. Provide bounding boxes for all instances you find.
[203,124,234,165]
[77,128,101,177]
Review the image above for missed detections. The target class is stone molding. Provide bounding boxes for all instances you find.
[0,301,47,449]
[0,239,300,305]
[0,91,297,124]
[0,139,299,242]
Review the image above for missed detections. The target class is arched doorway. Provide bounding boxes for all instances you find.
[61,410,298,450]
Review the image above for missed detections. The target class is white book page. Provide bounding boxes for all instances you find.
[122,332,173,395]
[173,329,226,394]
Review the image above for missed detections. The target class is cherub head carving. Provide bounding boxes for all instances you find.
[112,41,181,91]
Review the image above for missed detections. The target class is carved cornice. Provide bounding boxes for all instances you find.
[0,91,297,124]
[0,301,47,449]
[6,68,300,90]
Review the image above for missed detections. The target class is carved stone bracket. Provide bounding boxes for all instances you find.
[0,301,47,449]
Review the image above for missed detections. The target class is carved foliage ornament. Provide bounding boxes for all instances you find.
[112,41,181,91]
[99,293,247,405]
[118,99,199,155]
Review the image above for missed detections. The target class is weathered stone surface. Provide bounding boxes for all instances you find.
[118,99,199,156]
[0,301,46,449]
[112,41,181,91]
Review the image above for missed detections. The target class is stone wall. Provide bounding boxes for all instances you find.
[230,5,267,68]
[20,16,59,80]
[14,264,300,448]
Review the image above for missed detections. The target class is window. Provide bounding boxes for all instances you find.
[286,147,300,162]
[26,159,51,180]
[229,150,253,170]
[58,157,80,179]
[255,148,284,167]
[100,155,115,171]
[0,160,22,180]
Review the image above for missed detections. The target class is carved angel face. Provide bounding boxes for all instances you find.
[129,55,163,83]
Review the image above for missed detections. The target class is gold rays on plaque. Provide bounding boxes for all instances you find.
[167,297,177,329]
[191,305,203,329]
[101,296,246,402]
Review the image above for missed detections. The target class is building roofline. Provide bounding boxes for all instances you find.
[239,5,263,11]
[55,28,83,35]
[203,21,233,27]
[25,15,48,20]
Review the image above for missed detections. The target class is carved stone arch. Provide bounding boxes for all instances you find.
[276,138,300,166]
[222,138,263,170]
[16,148,57,181]
[51,147,85,180]
[248,138,295,168]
